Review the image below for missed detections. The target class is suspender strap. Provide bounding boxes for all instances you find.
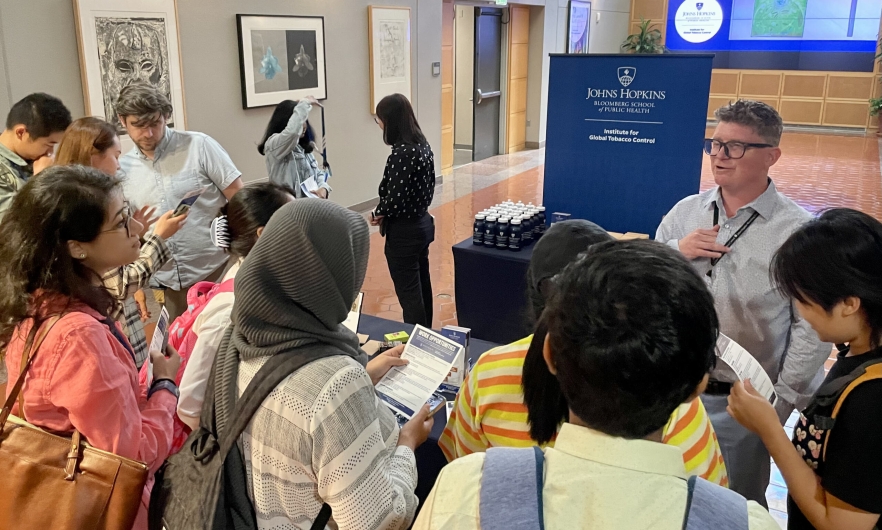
[683,475,749,530]
[821,363,882,461]
[479,446,545,530]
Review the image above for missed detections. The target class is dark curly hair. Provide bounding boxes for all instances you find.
[0,165,120,348]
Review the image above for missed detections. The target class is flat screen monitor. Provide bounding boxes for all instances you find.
[665,0,882,71]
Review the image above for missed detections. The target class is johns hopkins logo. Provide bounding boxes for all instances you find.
[617,67,636,87]
[696,2,704,10]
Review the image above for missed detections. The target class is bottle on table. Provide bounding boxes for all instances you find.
[509,219,522,252]
[484,216,498,248]
[496,217,510,250]
[473,214,486,245]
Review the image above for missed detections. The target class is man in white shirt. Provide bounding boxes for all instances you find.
[656,100,830,504]
[116,82,244,320]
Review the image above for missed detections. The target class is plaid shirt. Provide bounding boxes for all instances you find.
[0,142,31,222]
[102,233,172,368]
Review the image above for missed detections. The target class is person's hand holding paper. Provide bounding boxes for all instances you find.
[367,345,409,385]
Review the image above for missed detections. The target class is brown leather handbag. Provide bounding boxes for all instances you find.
[0,316,149,529]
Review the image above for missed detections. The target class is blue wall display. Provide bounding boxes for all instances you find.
[543,54,714,237]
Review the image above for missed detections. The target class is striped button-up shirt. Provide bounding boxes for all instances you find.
[656,181,831,418]
[103,233,172,368]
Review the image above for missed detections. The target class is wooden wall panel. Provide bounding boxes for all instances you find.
[739,73,782,96]
[778,99,823,125]
[506,5,530,153]
[826,75,874,100]
[782,74,826,98]
[710,71,739,95]
[823,102,871,128]
[440,0,455,171]
[632,0,666,21]
[708,97,733,119]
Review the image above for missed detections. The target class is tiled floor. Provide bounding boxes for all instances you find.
[359,130,882,529]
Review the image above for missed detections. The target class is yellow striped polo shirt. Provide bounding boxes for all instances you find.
[439,335,728,486]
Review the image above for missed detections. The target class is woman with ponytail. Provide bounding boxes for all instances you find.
[439,220,728,485]
[176,182,295,429]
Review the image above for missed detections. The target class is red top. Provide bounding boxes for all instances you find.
[4,301,176,530]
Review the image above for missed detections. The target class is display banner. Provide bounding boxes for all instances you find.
[543,54,714,236]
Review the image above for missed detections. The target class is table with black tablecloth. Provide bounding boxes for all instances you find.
[357,314,500,507]
[451,237,534,344]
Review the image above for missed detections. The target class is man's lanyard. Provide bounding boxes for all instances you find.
[707,203,760,277]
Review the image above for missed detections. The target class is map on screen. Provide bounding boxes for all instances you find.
[751,0,809,37]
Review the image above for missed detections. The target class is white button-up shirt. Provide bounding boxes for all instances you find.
[656,181,831,416]
[120,127,241,289]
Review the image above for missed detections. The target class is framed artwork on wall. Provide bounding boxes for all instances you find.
[236,14,327,109]
[567,1,591,54]
[368,6,412,114]
[73,0,187,135]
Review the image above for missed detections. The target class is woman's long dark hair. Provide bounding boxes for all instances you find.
[0,165,120,347]
[258,100,315,156]
[772,208,882,349]
[219,182,296,260]
[376,94,427,146]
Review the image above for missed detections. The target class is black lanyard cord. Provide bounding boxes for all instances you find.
[707,203,760,276]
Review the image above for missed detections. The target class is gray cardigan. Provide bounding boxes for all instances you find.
[263,100,332,198]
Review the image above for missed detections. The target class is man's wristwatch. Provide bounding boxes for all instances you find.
[148,378,180,400]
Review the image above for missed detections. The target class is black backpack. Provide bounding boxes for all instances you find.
[148,348,332,530]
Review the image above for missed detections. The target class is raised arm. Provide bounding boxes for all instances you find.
[263,100,313,160]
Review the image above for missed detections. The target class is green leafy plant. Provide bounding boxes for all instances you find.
[870,97,882,117]
[871,37,882,123]
[621,18,666,54]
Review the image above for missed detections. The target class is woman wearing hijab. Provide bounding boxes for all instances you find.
[212,199,433,530]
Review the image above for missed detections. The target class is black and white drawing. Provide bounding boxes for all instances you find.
[379,20,406,80]
[95,17,174,127]
[368,6,412,113]
[74,0,187,142]
[237,15,327,108]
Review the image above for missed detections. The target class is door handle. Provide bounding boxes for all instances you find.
[475,89,501,105]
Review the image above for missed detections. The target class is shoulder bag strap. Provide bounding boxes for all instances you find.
[1,316,62,428]
[683,476,749,530]
[479,446,545,530]
[821,363,882,461]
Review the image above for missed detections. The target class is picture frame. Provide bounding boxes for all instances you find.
[236,14,328,109]
[368,6,412,114]
[72,0,187,136]
[567,1,592,54]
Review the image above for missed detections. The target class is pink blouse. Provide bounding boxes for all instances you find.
[4,305,176,530]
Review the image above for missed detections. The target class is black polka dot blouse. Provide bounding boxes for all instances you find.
[375,142,435,220]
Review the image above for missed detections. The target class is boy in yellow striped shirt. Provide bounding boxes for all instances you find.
[440,220,727,485]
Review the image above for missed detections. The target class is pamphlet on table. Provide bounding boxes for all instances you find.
[375,325,464,419]
[716,333,777,405]
[439,325,470,391]
[343,293,364,334]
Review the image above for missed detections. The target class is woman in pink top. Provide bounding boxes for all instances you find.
[0,165,181,530]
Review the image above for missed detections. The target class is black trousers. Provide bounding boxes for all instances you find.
[384,213,435,327]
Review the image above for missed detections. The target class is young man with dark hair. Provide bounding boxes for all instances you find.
[0,93,72,220]
[414,240,778,529]
[116,82,244,320]
[656,99,830,505]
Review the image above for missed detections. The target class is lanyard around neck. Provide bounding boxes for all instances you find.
[707,203,760,276]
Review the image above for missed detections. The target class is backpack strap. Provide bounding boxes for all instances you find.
[683,476,749,530]
[821,362,882,461]
[479,446,545,530]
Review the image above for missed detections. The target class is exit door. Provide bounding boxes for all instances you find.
[472,7,502,162]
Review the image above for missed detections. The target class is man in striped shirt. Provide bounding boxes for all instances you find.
[440,220,728,485]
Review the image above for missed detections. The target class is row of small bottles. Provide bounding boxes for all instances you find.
[472,201,547,252]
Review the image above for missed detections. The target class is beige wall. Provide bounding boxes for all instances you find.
[454,5,474,148]
[0,0,441,210]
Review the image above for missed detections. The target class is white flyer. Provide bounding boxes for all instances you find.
[716,333,777,405]
[146,306,170,386]
[343,293,364,333]
[376,325,464,419]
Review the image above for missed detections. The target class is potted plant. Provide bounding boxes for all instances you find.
[621,18,666,54]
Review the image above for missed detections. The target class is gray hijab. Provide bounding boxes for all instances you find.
[212,199,370,431]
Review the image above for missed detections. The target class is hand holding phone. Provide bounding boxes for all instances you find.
[174,187,208,217]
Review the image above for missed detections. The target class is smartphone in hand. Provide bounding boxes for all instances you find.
[174,187,207,217]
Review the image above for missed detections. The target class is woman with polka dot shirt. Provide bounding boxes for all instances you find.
[371,94,436,327]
